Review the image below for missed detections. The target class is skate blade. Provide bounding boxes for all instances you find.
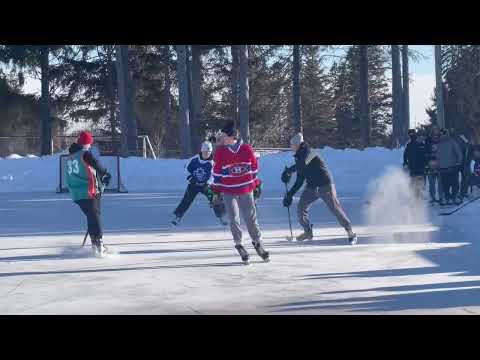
[286,236,294,241]
[349,238,358,245]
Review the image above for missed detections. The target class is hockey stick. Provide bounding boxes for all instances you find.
[82,230,89,247]
[284,182,294,241]
[439,195,480,216]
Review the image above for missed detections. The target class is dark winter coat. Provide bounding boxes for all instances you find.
[68,143,108,177]
[287,142,333,196]
[425,134,441,161]
[403,140,427,177]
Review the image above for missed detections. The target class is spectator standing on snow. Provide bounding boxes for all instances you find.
[425,125,443,204]
[450,129,473,199]
[281,133,357,244]
[403,129,427,199]
[468,145,480,196]
[436,128,463,206]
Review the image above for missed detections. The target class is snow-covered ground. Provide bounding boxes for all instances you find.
[1,148,479,314]
[0,147,401,194]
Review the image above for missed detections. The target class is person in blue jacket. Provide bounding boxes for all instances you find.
[172,141,227,226]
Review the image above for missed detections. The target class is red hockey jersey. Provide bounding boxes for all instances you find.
[211,140,260,195]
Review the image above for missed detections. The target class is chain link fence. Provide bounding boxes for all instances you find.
[0,135,157,158]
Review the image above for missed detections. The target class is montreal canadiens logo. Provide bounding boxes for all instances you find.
[230,165,248,175]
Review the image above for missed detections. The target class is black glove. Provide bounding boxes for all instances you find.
[253,183,262,200]
[283,191,293,207]
[187,175,197,184]
[101,173,112,187]
[281,167,292,184]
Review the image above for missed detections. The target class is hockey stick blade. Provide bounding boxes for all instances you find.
[81,231,89,247]
[439,196,480,216]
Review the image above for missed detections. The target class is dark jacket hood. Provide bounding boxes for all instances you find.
[68,142,83,155]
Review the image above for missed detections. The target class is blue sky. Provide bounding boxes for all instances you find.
[22,45,437,129]
[408,45,435,127]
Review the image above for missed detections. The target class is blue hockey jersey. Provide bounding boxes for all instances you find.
[185,153,214,185]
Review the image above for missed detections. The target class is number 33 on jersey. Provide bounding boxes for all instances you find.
[64,150,99,201]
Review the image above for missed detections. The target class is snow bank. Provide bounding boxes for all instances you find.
[0,147,403,193]
[0,153,62,192]
[258,147,403,195]
[5,154,24,159]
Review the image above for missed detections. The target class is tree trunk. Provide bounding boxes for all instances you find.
[191,45,203,152]
[175,45,192,158]
[163,45,172,156]
[238,45,250,143]
[40,46,52,156]
[434,45,445,129]
[106,46,117,148]
[359,45,370,148]
[391,45,403,148]
[231,45,239,128]
[401,46,410,142]
[115,45,138,157]
[292,45,303,134]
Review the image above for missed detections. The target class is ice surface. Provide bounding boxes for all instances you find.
[1,148,479,314]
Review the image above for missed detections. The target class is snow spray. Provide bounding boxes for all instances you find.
[363,166,435,243]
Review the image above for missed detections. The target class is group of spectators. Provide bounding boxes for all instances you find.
[403,125,480,206]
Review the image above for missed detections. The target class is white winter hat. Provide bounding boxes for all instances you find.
[290,133,304,147]
[201,141,213,152]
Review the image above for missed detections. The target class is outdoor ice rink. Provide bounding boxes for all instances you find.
[1,190,479,315]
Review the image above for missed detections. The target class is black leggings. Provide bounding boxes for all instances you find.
[174,183,225,219]
[440,169,459,201]
[75,197,102,240]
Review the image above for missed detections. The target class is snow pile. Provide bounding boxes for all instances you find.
[0,147,403,193]
[5,154,24,159]
[0,153,62,192]
[258,147,403,195]
[364,166,432,242]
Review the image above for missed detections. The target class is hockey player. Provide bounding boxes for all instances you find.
[172,141,227,226]
[211,121,269,264]
[281,133,357,244]
[65,131,112,257]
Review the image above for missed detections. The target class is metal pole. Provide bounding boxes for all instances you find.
[435,45,445,129]
[142,136,147,158]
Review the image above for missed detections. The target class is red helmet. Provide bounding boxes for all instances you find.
[78,131,93,146]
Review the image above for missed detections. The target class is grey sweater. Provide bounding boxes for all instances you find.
[436,137,462,169]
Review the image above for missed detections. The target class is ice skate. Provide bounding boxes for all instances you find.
[235,244,250,264]
[171,214,182,226]
[91,237,108,258]
[252,241,270,262]
[347,229,358,245]
[296,225,313,242]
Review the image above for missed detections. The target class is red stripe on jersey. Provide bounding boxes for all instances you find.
[81,154,97,199]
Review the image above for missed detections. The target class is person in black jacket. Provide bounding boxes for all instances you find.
[403,129,427,199]
[281,133,357,244]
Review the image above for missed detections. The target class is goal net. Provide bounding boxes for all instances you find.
[57,154,128,193]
